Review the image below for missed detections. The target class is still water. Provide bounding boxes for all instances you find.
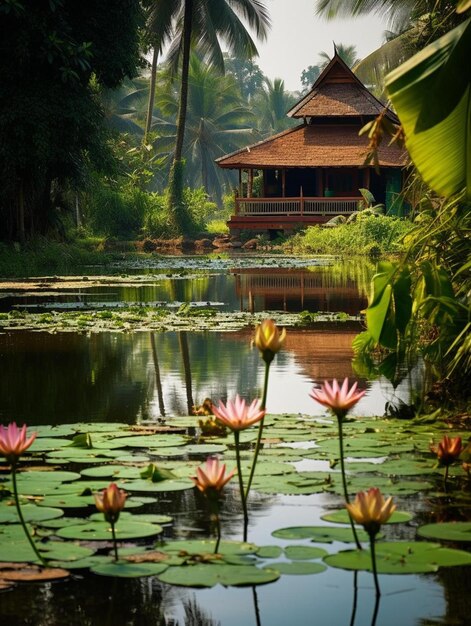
[0,256,465,626]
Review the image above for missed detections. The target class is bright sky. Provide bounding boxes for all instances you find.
[255,0,389,91]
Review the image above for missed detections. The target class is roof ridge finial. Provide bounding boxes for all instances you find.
[333,41,338,56]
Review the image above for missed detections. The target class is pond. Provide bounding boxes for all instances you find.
[0,254,469,626]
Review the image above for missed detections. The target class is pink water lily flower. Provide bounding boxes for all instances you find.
[212,395,265,431]
[0,423,36,466]
[95,483,127,524]
[310,378,365,420]
[191,457,236,496]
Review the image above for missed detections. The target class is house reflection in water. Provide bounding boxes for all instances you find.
[233,267,367,315]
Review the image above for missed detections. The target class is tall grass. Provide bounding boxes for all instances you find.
[287,215,413,255]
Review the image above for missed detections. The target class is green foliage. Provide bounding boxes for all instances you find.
[143,187,218,237]
[0,0,143,240]
[86,186,147,239]
[386,17,471,200]
[356,193,471,400]
[288,215,412,255]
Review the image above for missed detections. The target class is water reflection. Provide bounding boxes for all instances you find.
[0,329,416,426]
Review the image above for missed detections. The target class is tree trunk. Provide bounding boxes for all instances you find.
[167,0,194,235]
[144,47,159,142]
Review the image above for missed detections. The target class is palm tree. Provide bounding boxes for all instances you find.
[318,43,360,70]
[251,77,298,136]
[142,0,178,141]
[163,0,270,234]
[153,54,257,201]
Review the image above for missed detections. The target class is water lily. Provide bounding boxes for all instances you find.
[95,483,127,525]
[212,396,265,541]
[430,435,462,466]
[0,422,45,565]
[0,422,36,466]
[212,395,265,431]
[310,378,365,421]
[254,319,286,365]
[95,483,127,561]
[191,457,235,497]
[192,458,235,552]
[430,435,463,487]
[346,488,396,596]
[346,488,396,537]
[310,379,365,550]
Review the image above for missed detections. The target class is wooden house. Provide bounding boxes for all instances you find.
[216,54,406,236]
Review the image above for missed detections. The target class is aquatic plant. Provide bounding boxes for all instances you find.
[430,435,463,487]
[191,457,236,552]
[0,423,45,565]
[310,378,366,549]
[212,396,265,539]
[95,483,127,561]
[346,488,396,595]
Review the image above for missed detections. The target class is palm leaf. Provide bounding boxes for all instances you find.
[386,17,471,199]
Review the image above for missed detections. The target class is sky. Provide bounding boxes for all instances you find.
[254,0,390,91]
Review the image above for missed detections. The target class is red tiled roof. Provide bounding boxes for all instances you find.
[287,54,398,121]
[216,123,406,169]
[288,83,388,117]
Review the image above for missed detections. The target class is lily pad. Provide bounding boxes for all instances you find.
[321,510,413,525]
[266,561,326,575]
[256,546,283,559]
[417,522,471,543]
[272,526,371,543]
[157,562,280,588]
[324,541,471,574]
[56,520,163,541]
[0,504,63,524]
[284,546,328,560]
[91,561,169,578]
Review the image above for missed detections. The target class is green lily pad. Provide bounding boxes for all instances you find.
[284,546,328,560]
[161,540,258,556]
[49,555,113,570]
[56,520,163,541]
[116,479,192,493]
[321,510,413,525]
[91,561,169,578]
[324,541,471,574]
[267,561,326,575]
[417,522,471,542]
[0,504,63,524]
[93,435,187,449]
[37,494,95,509]
[184,444,227,454]
[256,546,283,559]
[157,563,280,588]
[28,438,73,452]
[272,526,371,543]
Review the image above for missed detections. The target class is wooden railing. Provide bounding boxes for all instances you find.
[235,197,359,216]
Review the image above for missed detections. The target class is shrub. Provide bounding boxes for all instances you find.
[86,186,147,239]
[288,215,413,255]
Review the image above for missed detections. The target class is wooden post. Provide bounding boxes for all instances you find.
[364,168,371,190]
[282,169,286,198]
[248,169,253,198]
[238,169,242,197]
[234,189,239,216]
[300,186,304,216]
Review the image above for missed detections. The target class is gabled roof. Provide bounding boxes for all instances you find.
[287,54,398,122]
[216,123,406,169]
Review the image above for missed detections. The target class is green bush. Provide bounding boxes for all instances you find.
[288,215,413,255]
[86,186,147,239]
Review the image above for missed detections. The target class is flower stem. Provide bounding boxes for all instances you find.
[369,533,381,596]
[444,465,449,491]
[110,521,119,562]
[11,465,46,566]
[214,511,221,554]
[338,418,362,550]
[234,431,249,541]
[245,360,271,499]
